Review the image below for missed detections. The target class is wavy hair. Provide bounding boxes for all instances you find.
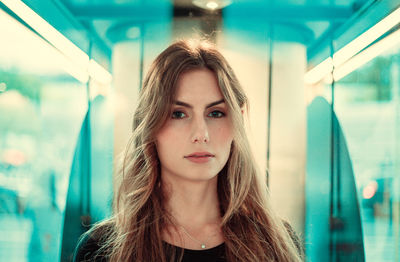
[91,39,303,262]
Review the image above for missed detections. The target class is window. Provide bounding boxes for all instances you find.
[0,8,87,261]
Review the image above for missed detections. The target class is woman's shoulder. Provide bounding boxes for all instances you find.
[73,231,104,262]
[73,222,113,262]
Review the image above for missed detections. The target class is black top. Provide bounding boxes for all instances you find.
[73,233,226,262]
[176,244,226,262]
[73,222,303,261]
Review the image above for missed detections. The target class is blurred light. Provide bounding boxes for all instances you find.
[0,89,29,108]
[304,58,333,85]
[59,53,89,83]
[305,6,400,85]
[125,26,140,40]
[0,82,6,92]
[2,149,26,166]
[0,0,89,69]
[363,181,378,199]
[88,59,112,85]
[0,8,89,82]
[206,2,219,10]
[0,0,112,84]
[333,29,400,81]
[333,6,400,68]
[193,0,231,10]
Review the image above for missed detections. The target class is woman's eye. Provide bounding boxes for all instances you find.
[208,110,225,118]
[172,111,186,119]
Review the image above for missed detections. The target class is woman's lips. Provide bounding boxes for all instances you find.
[184,155,214,163]
[186,152,214,157]
[184,152,214,163]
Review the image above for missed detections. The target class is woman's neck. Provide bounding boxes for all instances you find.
[162,175,221,227]
[160,174,225,249]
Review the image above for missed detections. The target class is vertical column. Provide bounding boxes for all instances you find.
[112,41,142,160]
[222,4,308,236]
[269,40,307,234]
[217,36,270,179]
[220,14,271,186]
[111,2,172,163]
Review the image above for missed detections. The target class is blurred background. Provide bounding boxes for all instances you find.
[0,0,399,261]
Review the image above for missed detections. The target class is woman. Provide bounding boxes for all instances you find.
[74,39,303,262]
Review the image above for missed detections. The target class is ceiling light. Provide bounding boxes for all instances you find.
[88,59,112,85]
[305,6,400,85]
[304,58,333,85]
[0,0,112,85]
[206,2,219,10]
[333,6,400,68]
[193,0,232,11]
[333,28,400,82]
[0,0,89,69]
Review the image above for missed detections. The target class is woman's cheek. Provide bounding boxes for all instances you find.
[218,121,233,138]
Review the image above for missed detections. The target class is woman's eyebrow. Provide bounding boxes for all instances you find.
[174,99,225,109]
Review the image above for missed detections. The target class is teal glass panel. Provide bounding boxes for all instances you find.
[306,96,365,261]
[89,92,113,223]
[306,96,332,262]
[331,110,365,261]
[0,8,87,261]
[334,38,400,261]
[60,82,114,261]
[61,111,91,261]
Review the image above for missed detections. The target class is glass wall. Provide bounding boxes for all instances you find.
[334,42,400,261]
[0,8,87,261]
[306,9,400,260]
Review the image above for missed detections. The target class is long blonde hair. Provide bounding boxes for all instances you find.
[92,39,303,261]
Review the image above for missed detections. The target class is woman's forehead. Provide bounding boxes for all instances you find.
[174,68,224,103]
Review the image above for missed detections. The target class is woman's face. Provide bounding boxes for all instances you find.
[155,68,233,182]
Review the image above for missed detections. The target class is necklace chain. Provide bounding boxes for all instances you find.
[178,224,218,249]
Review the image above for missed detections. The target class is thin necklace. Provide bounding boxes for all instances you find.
[178,224,219,249]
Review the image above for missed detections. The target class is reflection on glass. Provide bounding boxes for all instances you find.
[334,37,400,261]
[0,8,87,261]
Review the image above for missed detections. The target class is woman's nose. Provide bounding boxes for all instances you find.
[191,117,209,143]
